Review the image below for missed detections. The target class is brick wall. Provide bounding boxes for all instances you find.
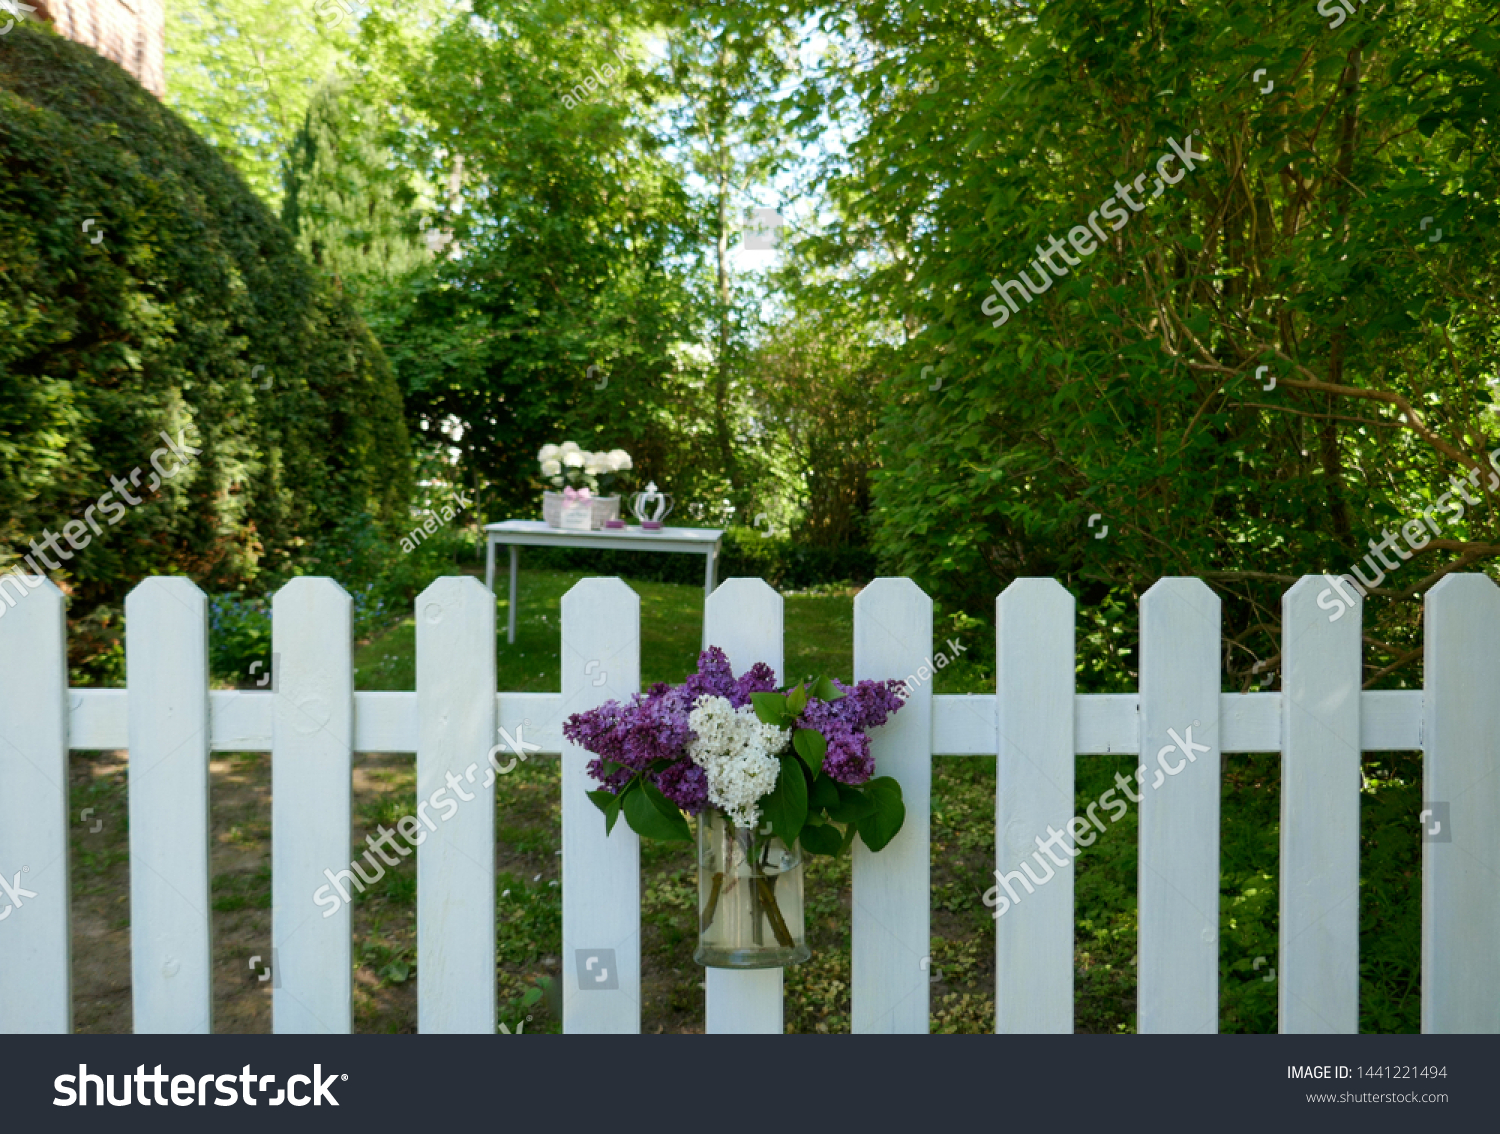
[31,0,165,97]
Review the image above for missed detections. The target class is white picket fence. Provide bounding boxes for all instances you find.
[1,572,1497,1034]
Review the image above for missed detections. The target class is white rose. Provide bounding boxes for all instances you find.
[538,444,561,462]
[607,449,632,471]
[562,451,585,468]
[559,441,582,455]
[541,459,562,476]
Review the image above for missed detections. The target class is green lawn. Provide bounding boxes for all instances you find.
[352,570,913,693]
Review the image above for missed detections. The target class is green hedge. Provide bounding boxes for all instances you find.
[516,526,877,590]
[0,28,410,632]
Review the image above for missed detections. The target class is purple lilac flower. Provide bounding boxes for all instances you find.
[585,757,634,795]
[730,661,778,707]
[795,678,907,785]
[565,646,781,797]
[654,759,710,813]
[563,686,693,784]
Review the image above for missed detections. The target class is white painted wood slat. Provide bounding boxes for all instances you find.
[126,577,213,1033]
[61,687,1429,759]
[704,579,785,1033]
[272,578,353,1033]
[415,578,496,1033]
[994,579,1075,1033]
[1279,577,1361,1033]
[1137,578,1221,1034]
[0,578,72,1033]
[852,578,932,1033]
[1421,575,1500,1033]
[561,578,641,1033]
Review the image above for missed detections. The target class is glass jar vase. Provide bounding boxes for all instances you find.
[695,810,810,969]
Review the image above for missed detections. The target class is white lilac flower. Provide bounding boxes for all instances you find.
[562,450,585,468]
[541,458,562,476]
[685,694,788,828]
[607,449,632,471]
[538,444,561,462]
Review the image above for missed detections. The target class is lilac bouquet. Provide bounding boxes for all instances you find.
[563,647,908,855]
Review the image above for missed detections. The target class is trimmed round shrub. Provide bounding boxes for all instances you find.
[0,26,410,628]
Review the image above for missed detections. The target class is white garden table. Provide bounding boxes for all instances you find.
[482,519,725,647]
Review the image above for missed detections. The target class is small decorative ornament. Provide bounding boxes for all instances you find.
[631,481,673,531]
[564,649,908,969]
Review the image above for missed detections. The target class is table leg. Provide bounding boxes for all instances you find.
[702,547,717,651]
[485,536,496,593]
[508,545,519,645]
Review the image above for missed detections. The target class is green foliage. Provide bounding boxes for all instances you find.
[281,79,428,287]
[518,526,876,591]
[772,0,1500,688]
[208,593,273,686]
[161,0,354,207]
[352,0,710,524]
[0,26,411,669]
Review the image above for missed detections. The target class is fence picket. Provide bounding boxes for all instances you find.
[561,578,641,1034]
[995,579,1076,1033]
[1422,575,1500,1032]
[852,578,932,1033]
[0,578,71,1033]
[126,577,212,1033]
[272,578,353,1033]
[415,577,496,1033]
[1138,578,1221,1034]
[1279,577,1361,1033]
[12,570,1500,1035]
[703,578,785,1033]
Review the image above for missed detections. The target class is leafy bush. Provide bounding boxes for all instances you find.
[519,525,875,590]
[205,505,479,683]
[208,593,273,687]
[0,26,411,665]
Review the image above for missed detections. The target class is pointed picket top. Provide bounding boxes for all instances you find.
[125,576,212,1033]
[705,578,783,683]
[561,577,641,1034]
[852,576,933,1033]
[1138,577,1221,1035]
[271,576,353,1034]
[560,577,641,720]
[1422,573,1500,1033]
[415,575,496,1034]
[0,576,71,1033]
[994,578,1075,1034]
[703,578,785,1034]
[1279,576,1361,1034]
